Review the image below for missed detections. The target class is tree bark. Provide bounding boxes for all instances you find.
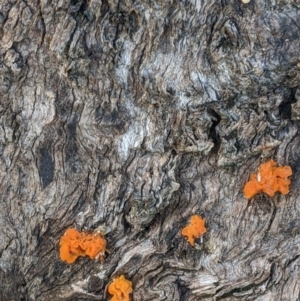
[0,0,300,300]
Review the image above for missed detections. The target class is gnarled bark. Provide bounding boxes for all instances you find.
[0,0,300,300]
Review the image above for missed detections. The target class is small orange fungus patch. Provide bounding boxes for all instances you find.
[59,228,107,264]
[181,215,207,246]
[108,275,133,301]
[243,159,292,199]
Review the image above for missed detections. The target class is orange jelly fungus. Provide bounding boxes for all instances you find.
[108,275,133,301]
[181,215,207,246]
[59,228,107,264]
[243,159,292,199]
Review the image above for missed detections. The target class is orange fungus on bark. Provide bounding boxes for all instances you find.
[181,215,207,246]
[59,228,107,264]
[243,160,292,199]
[108,275,133,301]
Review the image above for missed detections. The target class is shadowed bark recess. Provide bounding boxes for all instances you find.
[0,0,300,300]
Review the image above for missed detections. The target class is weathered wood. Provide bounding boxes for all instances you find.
[0,0,300,300]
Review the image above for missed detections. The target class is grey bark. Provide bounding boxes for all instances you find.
[0,0,300,300]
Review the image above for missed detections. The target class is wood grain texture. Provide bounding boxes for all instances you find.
[0,0,300,300]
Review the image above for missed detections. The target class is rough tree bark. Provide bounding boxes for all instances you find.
[0,0,300,300]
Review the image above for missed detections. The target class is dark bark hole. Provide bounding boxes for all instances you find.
[208,108,221,154]
[70,0,87,14]
[159,22,172,53]
[130,254,142,266]
[39,147,54,188]
[279,102,292,120]
[278,87,298,120]
[166,85,176,96]
[11,112,20,142]
[66,118,79,163]
[87,276,103,293]
[175,279,190,301]
[129,11,139,36]
[290,155,300,177]
[122,212,132,235]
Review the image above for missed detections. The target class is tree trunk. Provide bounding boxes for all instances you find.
[0,0,300,300]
